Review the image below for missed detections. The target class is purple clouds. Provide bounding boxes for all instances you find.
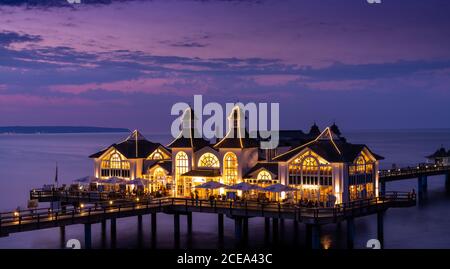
[0,0,449,131]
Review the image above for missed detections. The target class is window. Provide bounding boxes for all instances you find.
[224,152,238,185]
[149,149,165,160]
[153,167,166,181]
[100,151,130,178]
[257,170,272,181]
[198,153,220,168]
[288,153,332,186]
[255,170,274,184]
[349,155,374,186]
[176,151,189,196]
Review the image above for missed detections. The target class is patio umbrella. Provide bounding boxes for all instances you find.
[195,181,228,189]
[73,176,99,184]
[263,183,297,193]
[126,178,149,186]
[104,177,126,185]
[226,182,264,191]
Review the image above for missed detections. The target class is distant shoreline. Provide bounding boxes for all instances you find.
[0,126,130,134]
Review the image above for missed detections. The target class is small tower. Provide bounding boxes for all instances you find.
[309,122,321,137]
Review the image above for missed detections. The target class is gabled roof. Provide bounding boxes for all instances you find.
[214,106,259,149]
[89,130,168,159]
[273,127,384,163]
[143,160,172,175]
[244,162,279,179]
[426,147,450,159]
[167,107,211,151]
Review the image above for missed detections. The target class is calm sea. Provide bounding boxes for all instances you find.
[0,130,450,249]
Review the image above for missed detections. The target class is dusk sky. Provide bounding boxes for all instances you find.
[1,0,450,133]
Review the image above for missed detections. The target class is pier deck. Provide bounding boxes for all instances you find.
[1,192,415,237]
[379,164,450,182]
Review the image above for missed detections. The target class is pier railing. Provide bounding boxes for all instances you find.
[1,191,415,234]
[379,164,450,181]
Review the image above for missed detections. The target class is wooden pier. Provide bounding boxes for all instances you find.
[379,164,450,198]
[2,192,415,249]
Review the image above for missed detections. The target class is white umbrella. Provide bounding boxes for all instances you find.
[73,176,99,184]
[226,182,264,191]
[104,177,126,185]
[263,183,297,193]
[126,178,149,186]
[195,181,228,189]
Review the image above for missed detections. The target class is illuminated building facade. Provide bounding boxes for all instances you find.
[90,107,383,204]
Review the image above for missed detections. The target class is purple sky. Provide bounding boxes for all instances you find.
[1,0,450,133]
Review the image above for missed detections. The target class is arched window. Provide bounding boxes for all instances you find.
[148,148,167,160]
[100,151,130,178]
[302,157,319,185]
[175,151,189,196]
[349,155,374,186]
[257,170,272,182]
[198,153,220,168]
[175,151,189,177]
[288,153,332,186]
[153,167,166,181]
[355,156,365,173]
[223,152,238,185]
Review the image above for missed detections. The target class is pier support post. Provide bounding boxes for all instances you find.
[60,226,66,249]
[380,181,386,196]
[101,219,107,248]
[84,223,92,249]
[110,218,117,249]
[293,220,299,245]
[377,211,384,249]
[418,175,428,201]
[280,218,285,239]
[174,213,180,248]
[151,213,157,248]
[347,218,355,250]
[242,217,249,244]
[272,218,279,244]
[137,214,143,247]
[264,217,271,244]
[187,212,193,235]
[445,173,450,193]
[218,213,224,240]
[234,217,243,244]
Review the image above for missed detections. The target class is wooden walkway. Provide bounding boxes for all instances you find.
[379,164,450,182]
[1,192,415,237]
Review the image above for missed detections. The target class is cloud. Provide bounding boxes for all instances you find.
[0,31,42,46]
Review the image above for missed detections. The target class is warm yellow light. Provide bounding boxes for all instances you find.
[13,211,19,217]
[80,204,85,208]
[109,200,113,205]
[136,198,140,202]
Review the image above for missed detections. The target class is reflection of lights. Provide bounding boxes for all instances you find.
[321,235,332,250]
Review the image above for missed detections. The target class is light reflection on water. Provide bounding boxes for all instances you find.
[0,130,450,249]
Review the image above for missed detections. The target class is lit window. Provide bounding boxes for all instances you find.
[257,170,272,181]
[100,151,130,178]
[198,153,220,168]
[288,152,332,186]
[175,151,189,195]
[223,152,238,185]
